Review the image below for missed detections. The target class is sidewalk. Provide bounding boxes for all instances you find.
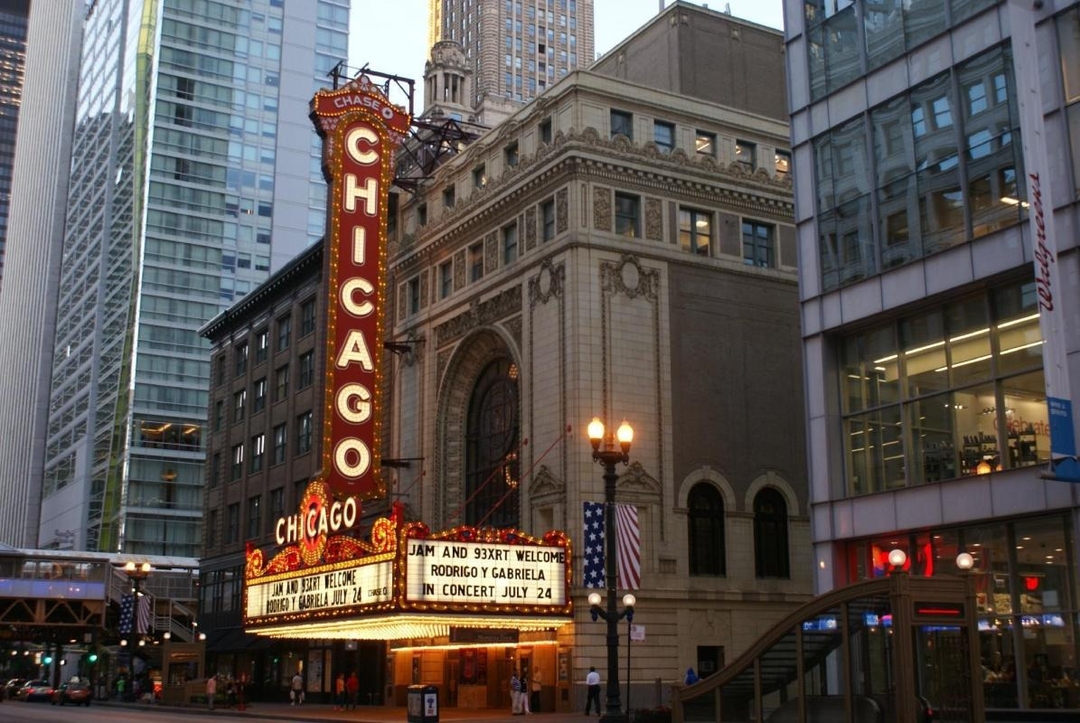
[96,699,593,723]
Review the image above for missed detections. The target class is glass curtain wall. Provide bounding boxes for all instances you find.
[813,37,1024,290]
[840,279,1045,495]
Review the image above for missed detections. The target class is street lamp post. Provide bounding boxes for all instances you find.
[587,417,634,723]
[122,561,151,699]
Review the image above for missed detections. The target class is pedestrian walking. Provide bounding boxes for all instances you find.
[334,673,346,711]
[521,669,532,714]
[510,671,523,714]
[206,674,216,711]
[346,671,360,709]
[585,666,601,716]
[291,671,304,705]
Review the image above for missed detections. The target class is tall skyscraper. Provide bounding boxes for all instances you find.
[0,0,83,550]
[428,0,594,124]
[31,0,349,557]
[787,0,1080,713]
[0,0,29,292]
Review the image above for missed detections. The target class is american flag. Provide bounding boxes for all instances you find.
[583,501,641,590]
[119,593,152,635]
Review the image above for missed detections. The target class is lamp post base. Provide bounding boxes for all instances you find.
[600,712,628,723]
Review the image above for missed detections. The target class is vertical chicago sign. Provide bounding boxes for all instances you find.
[310,78,411,500]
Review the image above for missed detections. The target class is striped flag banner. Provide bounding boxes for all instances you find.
[137,593,152,635]
[582,501,641,590]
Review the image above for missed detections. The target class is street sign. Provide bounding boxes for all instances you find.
[630,624,645,641]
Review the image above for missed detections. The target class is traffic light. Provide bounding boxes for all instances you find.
[43,655,53,665]
[88,653,98,663]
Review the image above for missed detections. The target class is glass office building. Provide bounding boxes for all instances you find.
[0,0,28,292]
[36,0,348,557]
[787,0,1080,713]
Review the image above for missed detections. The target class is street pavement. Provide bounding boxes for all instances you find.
[90,699,602,723]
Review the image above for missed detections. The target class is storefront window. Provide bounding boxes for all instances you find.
[839,281,1045,494]
[845,515,1079,711]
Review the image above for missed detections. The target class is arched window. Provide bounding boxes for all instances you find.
[464,358,520,528]
[754,488,790,578]
[688,483,725,576]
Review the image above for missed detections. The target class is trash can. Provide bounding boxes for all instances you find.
[407,684,439,723]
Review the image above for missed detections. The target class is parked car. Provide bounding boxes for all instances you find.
[3,678,27,700]
[51,681,91,706]
[20,679,54,702]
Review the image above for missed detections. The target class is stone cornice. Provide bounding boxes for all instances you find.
[391,126,794,272]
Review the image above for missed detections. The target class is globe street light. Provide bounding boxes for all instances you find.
[587,417,633,723]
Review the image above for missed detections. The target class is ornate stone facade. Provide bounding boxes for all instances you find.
[386,8,807,709]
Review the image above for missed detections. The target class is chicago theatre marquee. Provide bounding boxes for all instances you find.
[241,78,575,709]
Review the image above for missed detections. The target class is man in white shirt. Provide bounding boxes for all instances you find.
[584,666,601,716]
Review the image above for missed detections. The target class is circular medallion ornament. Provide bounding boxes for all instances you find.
[300,480,331,566]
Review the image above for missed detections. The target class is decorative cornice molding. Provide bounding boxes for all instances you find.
[434,286,523,347]
[392,125,794,270]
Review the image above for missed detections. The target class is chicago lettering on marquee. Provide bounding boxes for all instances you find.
[310,77,411,499]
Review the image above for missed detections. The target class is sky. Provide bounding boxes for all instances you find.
[349,0,786,111]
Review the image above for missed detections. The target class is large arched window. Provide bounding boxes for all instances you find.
[754,487,790,578]
[688,483,726,576]
[464,358,520,528]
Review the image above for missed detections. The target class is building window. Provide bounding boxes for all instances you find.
[679,208,712,256]
[439,261,453,299]
[539,117,552,144]
[742,220,775,268]
[469,242,484,282]
[840,281,1047,496]
[611,109,633,140]
[417,203,428,226]
[297,411,313,454]
[753,488,790,579]
[273,423,287,465]
[300,298,317,336]
[255,328,269,364]
[695,130,716,157]
[253,378,267,413]
[247,495,262,539]
[209,452,220,488]
[235,343,248,377]
[775,150,791,177]
[214,400,225,431]
[269,487,284,525]
[406,276,419,315]
[250,434,265,473]
[231,443,244,481]
[465,358,520,528]
[614,193,641,238]
[473,164,487,188]
[226,503,240,543]
[541,200,555,241]
[505,141,519,167]
[735,139,756,170]
[503,223,518,265]
[233,390,246,423]
[654,120,675,153]
[443,185,455,208]
[299,351,315,389]
[275,364,289,401]
[688,483,726,576]
[277,314,291,351]
[215,357,226,386]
